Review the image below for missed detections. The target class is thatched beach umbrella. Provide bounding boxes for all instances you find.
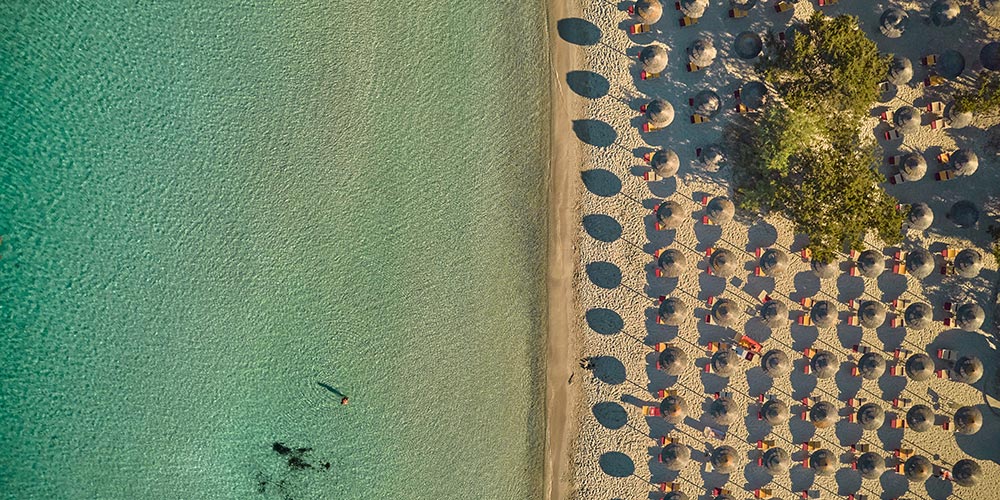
[740,81,768,109]
[734,31,762,59]
[939,49,966,78]
[658,296,689,326]
[759,248,789,277]
[640,44,669,73]
[951,149,979,176]
[810,301,838,329]
[904,455,932,482]
[645,98,675,126]
[956,303,985,331]
[811,350,839,378]
[900,152,927,181]
[760,349,791,377]
[906,248,935,279]
[931,0,961,27]
[905,353,934,381]
[858,353,886,381]
[661,441,691,470]
[904,302,933,330]
[709,248,738,278]
[692,90,722,118]
[657,249,688,278]
[761,399,790,425]
[955,405,983,435]
[679,0,708,17]
[699,144,724,168]
[858,301,887,329]
[888,55,914,85]
[710,396,737,426]
[688,38,717,67]
[658,345,689,376]
[650,149,680,177]
[856,250,885,277]
[811,260,838,280]
[760,300,789,329]
[906,404,935,432]
[880,7,909,38]
[906,203,934,231]
[661,394,688,423]
[954,459,982,487]
[954,249,983,278]
[952,355,983,384]
[711,349,740,377]
[948,106,974,128]
[706,196,735,224]
[633,0,663,24]
[810,449,836,476]
[986,0,1000,17]
[762,447,790,474]
[894,105,921,134]
[857,452,886,480]
[982,41,1000,71]
[656,200,686,229]
[809,401,838,429]
[710,445,738,474]
[948,200,980,228]
[856,403,885,430]
[711,298,739,327]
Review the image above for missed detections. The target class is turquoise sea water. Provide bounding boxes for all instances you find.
[1,2,548,498]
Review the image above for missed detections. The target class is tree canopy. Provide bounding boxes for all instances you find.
[955,72,1000,114]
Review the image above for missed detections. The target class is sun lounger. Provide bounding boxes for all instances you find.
[642,122,665,133]
[890,418,907,429]
[754,265,765,276]
[887,155,902,166]
[895,448,914,459]
[890,298,908,311]
[643,170,661,182]
[892,262,906,274]
[922,54,938,66]
[846,397,863,407]
[800,248,812,261]
[879,110,894,122]
[935,368,948,378]
[892,348,911,360]
[935,169,957,181]
[703,426,725,440]
[659,435,676,446]
[658,481,681,492]
[640,70,661,80]
[798,314,813,326]
[893,249,904,260]
[850,365,861,376]
[926,101,944,113]
[729,8,749,18]
[937,151,952,163]
[851,443,872,453]
[705,295,715,305]
[757,439,775,450]
[884,129,902,141]
[924,75,945,87]
[889,317,904,328]
[755,488,774,499]
[878,81,891,93]
[705,341,723,353]
[653,340,673,351]
[801,440,820,451]
[658,388,677,398]
[944,317,955,327]
[691,114,709,124]
[941,248,958,260]
[888,173,904,184]
[713,488,732,497]
[846,314,860,326]
[939,416,951,430]
[802,347,817,359]
[643,406,662,416]
[853,344,872,354]
[686,62,702,72]
[679,16,698,27]
[800,297,814,308]
[892,397,911,409]
[714,391,734,400]
[929,117,946,130]
[629,24,651,35]
[937,348,957,361]
[757,290,771,303]
[774,1,793,12]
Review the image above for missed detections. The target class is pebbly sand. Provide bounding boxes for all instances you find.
[548,0,1000,499]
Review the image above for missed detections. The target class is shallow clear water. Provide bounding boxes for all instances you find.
[1,2,548,498]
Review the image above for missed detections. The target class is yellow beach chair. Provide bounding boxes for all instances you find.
[774,1,793,12]
[629,23,651,35]
[679,16,699,27]
[729,8,748,18]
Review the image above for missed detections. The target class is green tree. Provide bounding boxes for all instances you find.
[955,72,1000,114]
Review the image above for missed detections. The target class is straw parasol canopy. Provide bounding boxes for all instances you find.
[956,303,985,331]
[711,299,740,327]
[810,301,838,329]
[657,249,688,278]
[699,144,724,168]
[904,455,932,482]
[810,401,838,428]
[710,396,737,425]
[951,149,979,176]
[692,90,722,118]
[906,248,935,279]
[939,49,966,78]
[758,248,789,276]
[880,7,909,38]
[811,350,839,378]
[734,31,762,59]
[952,355,984,384]
[906,203,934,231]
[900,153,927,181]
[645,98,675,126]
[640,44,669,73]
[661,441,691,470]
[954,459,982,487]
[650,149,680,177]
[633,0,663,24]
[711,349,740,377]
[688,38,717,67]
[888,55,913,85]
[706,196,735,224]
[931,0,961,27]
[656,200,686,229]
[709,248,738,278]
[948,105,974,128]
[679,0,708,17]
[740,81,768,109]
[954,405,983,435]
[760,300,789,329]
[904,302,933,330]
[760,349,791,377]
[710,445,738,474]
[948,200,980,228]
[982,41,1000,70]
[857,452,886,480]
[858,301,887,329]
[858,353,886,381]
[894,105,921,134]
[855,250,885,277]
[810,449,836,476]
[856,403,885,430]
[906,404,935,432]
[954,249,983,278]
[658,296,689,326]
[762,399,790,425]
[762,447,790,474]
[658,345,689,376]
[905,353,934,381]
[811,259,838,280]
[987,0,1000,17]
[661,394,688,423]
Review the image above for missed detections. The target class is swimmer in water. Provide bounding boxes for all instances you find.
[341,397,349,405]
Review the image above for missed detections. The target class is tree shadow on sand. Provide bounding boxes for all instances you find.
[599,451,636,477]
[592,355,628,385]
[586,307,625,335]
[583,214,623,242]
[573,119,618,148]
[567,70,611,99]
[586,261,623,289]
[557,17,602,46]
[593,401,629,430]
[581,169,622,197]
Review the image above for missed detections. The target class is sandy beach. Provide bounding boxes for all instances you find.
[550,0,1000,499]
